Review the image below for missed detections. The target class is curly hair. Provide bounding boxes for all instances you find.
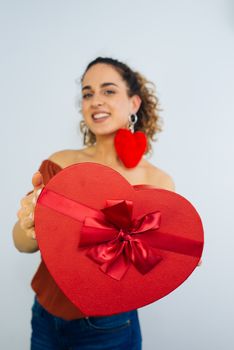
[79,57,163,155]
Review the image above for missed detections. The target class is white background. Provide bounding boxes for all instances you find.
[1,0,233,349]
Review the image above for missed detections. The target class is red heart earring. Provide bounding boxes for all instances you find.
[114,114,147,168]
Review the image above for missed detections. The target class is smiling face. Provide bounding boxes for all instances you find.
[81,63,141,137]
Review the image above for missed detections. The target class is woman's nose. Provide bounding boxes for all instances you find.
[92,101,103,107]
[91,94,104,107]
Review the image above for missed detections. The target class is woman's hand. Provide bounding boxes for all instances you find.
[17,171,44,240]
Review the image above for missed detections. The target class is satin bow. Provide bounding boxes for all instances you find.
[80,200,162,280]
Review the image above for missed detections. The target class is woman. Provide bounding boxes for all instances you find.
[13,57,176,350]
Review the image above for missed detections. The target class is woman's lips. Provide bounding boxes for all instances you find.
[92,112,111,122]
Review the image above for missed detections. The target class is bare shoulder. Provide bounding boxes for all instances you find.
[47,150,176,191]
[143,160,176,192]
[48,149,87,168]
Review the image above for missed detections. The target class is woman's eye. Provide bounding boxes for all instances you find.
[82,90,115,99]
[104,90,115,95]
[82,93,93,99]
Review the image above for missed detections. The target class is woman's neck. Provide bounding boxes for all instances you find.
[87,134,121,167]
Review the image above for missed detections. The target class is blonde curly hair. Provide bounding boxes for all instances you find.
[79,57,163,155]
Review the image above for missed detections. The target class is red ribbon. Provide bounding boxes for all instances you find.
[38,188,203,280]
[80,200,162,280]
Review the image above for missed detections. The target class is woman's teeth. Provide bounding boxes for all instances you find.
[92,113,110,120]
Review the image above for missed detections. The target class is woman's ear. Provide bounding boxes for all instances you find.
[131,95,142,114]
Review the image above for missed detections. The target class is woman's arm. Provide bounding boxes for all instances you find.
[12,171,44,253]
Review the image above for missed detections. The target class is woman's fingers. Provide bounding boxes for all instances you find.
[26,227,36,240]
[32,171,44,191]
[32,171,44,202]
[17,171,45,240]
[21,216,34,229]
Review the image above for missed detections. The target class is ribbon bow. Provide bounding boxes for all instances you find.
[80,200,162,280]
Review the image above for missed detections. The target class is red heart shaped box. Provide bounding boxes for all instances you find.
[35,162,204,316]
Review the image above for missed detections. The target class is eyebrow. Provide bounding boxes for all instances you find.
[82,82,118,91]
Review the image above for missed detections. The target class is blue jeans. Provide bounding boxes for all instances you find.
[31,297,142,349]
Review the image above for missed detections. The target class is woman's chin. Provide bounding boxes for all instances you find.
[91,127,120,137]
